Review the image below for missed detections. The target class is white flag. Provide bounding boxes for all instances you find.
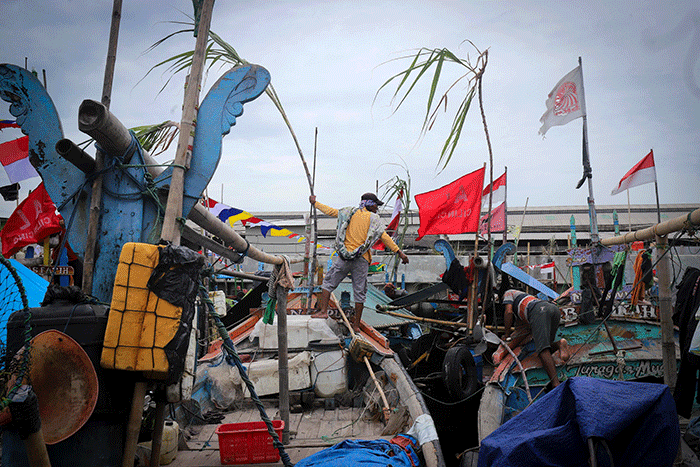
[539,66,585,136]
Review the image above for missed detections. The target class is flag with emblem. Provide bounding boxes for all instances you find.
[415,167,485,240]
[539,65,585,136]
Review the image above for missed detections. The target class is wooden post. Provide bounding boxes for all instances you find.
[83,0,122,296]
[160,0,215,245]
[276,284,290,444]
[525,242,531,294]
[656,234,676,389]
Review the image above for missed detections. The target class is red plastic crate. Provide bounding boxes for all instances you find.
[216,420,285,465]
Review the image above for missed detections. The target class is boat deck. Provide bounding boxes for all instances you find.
[169,399,392,467]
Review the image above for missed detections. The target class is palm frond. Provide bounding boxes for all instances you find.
[375,44,487,172]
[131,121,180,155]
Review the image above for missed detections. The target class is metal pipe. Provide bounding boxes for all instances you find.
[55,138,96,174]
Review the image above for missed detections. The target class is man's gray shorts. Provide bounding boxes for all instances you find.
[321,255,369,303]
[528,301,560,354]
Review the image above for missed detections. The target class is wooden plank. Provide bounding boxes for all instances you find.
[295,406,323,440]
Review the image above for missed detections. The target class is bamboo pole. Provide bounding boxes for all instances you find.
[160,0,214,245]
[656,234,676,389]
[338,308,391,422]
[83,0,122,296]
[599,208,700,246]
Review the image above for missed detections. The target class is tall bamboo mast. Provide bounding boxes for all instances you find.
[82,0,122,295]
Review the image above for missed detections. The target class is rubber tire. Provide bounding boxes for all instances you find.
[442,345,479,402]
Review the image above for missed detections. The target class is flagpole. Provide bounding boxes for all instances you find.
[652,149,661,224]
[577,56,600,245]
[503,166,508,245]
[627,190,632,233]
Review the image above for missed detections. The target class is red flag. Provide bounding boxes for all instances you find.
[611,150,656,195]
[373,192,403,250]
[479,202,506,234]
[415,167,485,240]
[1,183,64,258]
[479,171,507,234]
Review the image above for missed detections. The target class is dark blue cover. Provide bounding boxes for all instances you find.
[479,377,679,467]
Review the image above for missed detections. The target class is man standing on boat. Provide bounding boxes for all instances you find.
[501,289,570,387]
[309,193,409,331]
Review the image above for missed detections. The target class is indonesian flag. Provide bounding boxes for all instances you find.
[478,172,506,234]
[539,66,585,136]
[611,150,657,195]
[540,261,555,276]
[373,192,403,250]
[0,136,39,183]
[1,183,64,258]
[415,167,485,240]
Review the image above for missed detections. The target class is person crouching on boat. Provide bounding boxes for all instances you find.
[309,193,409,331]
[501,289,570,387]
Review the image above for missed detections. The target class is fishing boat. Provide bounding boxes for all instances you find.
[0,59,446,467]
[477,210,700,444]
[171,285,445,467]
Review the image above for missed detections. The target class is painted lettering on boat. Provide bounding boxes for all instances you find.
[565,360,663,380]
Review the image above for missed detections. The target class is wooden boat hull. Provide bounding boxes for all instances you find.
[478,317,679,442]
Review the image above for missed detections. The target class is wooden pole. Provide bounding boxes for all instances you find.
[149,3,215,466]
[160,0,215,245]
[656,234,676,389]
[337,308,391,422]
[627,190,632,233]
[513,197,528,266]
[275,284,290,444]
[83,0,122,296]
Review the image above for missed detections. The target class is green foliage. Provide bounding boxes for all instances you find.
[131,121,179,155]
[141,21,311,189]
[374,43,488,172]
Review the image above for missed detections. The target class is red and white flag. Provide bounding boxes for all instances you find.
[539,65,585,136]
[415,167,485,240]
[373,192,403,250]
[478,172,506,234]
[0,136,38,183]
[540,261,555,276]
[611,150,657,195]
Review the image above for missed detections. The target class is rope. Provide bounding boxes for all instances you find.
[198,286,294,467]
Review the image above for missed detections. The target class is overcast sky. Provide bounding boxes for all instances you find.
[1,0,698,219]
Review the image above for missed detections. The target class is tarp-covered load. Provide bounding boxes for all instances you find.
[478,377,679,467]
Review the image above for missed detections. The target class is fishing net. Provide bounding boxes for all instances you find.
[0,256,32,411]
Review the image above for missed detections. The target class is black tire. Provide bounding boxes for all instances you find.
[442,345,479,401]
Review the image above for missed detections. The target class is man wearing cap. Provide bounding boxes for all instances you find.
[309,193,409,331]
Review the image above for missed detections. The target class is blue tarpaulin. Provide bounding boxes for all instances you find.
[479,377,680,467]
[8,259,49,308]
[295,438,419,467]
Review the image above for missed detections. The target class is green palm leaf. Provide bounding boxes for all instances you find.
[375,44,487,173]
